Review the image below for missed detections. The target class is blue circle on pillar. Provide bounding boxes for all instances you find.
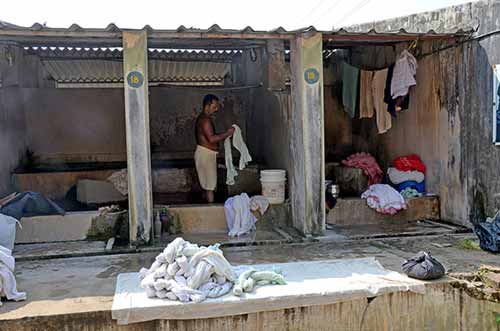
[304,68,320,84]
[127,71,144,88]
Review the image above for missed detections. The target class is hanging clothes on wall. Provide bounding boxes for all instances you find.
[384,64,410,117]
[342,62,360,119]
[359,71,374,119]
[359,69,392,134]
[391,50,418,99]
[224,125,252,186]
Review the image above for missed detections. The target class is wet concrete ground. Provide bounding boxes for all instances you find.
[1,232,498,321]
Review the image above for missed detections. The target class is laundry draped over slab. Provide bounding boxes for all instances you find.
[139,238,236,303]
[361,184,407,215]
[224,194,270,237]
[138,238,285,303]
[224,125,252,185]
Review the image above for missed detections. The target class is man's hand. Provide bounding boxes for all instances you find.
[226,127,236,137]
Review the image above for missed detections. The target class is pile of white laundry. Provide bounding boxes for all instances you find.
[0,245,26,307]
[139,238,285,303]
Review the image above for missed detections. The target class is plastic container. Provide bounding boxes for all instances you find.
[260,170,286,204]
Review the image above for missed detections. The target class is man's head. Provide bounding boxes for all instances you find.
[202,94,220,115]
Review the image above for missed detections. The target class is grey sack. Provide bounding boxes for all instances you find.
[401,251,445,280]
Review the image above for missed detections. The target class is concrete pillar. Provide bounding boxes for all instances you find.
[122,30,153,245]
[266,40,286,91]
[289,32,325,236]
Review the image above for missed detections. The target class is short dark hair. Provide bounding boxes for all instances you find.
[203,94,219,108]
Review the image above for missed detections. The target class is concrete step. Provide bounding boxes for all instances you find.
[327,196,440,225]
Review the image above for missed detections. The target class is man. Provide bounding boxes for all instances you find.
[195,94,235,203]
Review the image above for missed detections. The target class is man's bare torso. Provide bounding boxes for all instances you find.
[196,114,218,152]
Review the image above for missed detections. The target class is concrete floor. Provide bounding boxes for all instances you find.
[1,233,499,322]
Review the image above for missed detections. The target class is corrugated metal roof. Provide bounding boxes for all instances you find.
[0,22,473,48]
[0,22,473,36]
[42,59,231,84]
[25,46,241,62]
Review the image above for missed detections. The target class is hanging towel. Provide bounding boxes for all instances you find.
[372,69,392,134]
[391,50,417,99]
[224,125,252,186]
[342,62,360,119]
[224,193,257,237]
[359,71,374,119]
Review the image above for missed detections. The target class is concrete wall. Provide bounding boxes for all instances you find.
[344,0,500,226]
[0,87,26,196]
[16,87,247,164]
[22,88,126,163]
[2,283,498,331]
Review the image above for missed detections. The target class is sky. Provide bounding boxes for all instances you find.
[2,0,476,31]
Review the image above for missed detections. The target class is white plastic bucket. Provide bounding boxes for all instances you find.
[260,170,286,204]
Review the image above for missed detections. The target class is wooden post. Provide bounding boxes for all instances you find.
[289,32,325,236]
[122,30,153,245]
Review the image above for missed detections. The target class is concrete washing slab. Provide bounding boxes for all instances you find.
[1,234,500,330]
[15,211,100,244]
[111,258,425,324]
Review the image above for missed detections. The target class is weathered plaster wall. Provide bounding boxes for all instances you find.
[22,88,126,163]
[149,87,247,155]
[246,88,291,170]
[346,0,500,226]
[0,87,26,196]
[19,87,247,163]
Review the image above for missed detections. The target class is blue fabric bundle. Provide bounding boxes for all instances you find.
[395,181,425,194]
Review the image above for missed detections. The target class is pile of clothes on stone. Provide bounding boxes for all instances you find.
[341,152,383,186]
[387,154,426,198]
[139,238,285,303]
[224,194,270,237]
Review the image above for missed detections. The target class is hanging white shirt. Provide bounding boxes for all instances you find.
[224,125,252,185]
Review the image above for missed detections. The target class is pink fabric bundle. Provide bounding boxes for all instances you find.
[342,153,383,185]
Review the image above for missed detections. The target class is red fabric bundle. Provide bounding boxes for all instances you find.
[342,153,383,185]
[393,154,426,173]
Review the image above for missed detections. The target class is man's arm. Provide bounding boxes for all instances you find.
[201,119,234,143]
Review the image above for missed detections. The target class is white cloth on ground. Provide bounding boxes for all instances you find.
[224,193,257,237]
[361,184,407,215]
[0,245,26,306]
[390,50,417,99]
[0,213,19,251]
[224,125,252,185]
[387,167,425,185]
